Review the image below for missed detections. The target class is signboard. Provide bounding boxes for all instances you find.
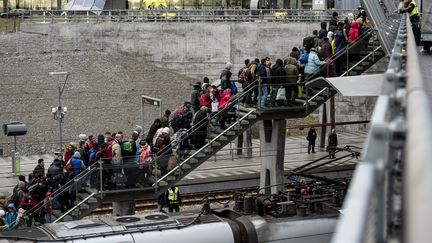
[142,95,161,107]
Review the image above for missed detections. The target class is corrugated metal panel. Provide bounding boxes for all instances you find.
[335,0,360,10]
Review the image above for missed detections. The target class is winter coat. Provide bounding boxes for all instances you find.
[70,156,85,176]
[218,89,232,110]
[307,129,317,141]
[319,22,328,39]
[146,122,161,144]
[47,162,61,178]
[328,133,338,147]
[111,141,123,165]
[348,22,360,44]
[319,41,333,60]
[270,62,286,85]
[4,203,17,230]
[190,86,201,112]
[220,68,232,90]
[33,164,45,179]
[284,57,299,84]
[334,29,347,54]
[304,51,326,75]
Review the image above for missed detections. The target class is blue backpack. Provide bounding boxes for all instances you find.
[229,80,238,95]
[299,53,309,64]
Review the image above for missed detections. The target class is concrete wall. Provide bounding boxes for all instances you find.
[19,22,318,79]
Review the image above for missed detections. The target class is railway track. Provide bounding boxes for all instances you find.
[89,187,260,215]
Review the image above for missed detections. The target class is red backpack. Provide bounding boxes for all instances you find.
[237,67,246,84]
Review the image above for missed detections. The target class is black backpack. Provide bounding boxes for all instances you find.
[303,36,315,48]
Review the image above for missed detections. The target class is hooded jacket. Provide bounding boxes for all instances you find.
[218,89,232,110]
[348,22,360,44]
[284,57,299,84]
[70,152,86,176]
[4,203,17,230]
[319,22,328,39]
[305,51,326,75]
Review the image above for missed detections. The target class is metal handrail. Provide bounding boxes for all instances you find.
[340,45,383,77]
[5,9,357,23]
[304,87,328,105]
[24,162,99,217]
[153,109,256,188]
[53,192,96,223]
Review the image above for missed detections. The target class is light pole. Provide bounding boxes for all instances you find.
[50,71,69,155]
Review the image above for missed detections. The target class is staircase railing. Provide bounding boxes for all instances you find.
[340,45,383,77]
[153,109,256,189]
[22,162,100,221]
[53,192,96,223]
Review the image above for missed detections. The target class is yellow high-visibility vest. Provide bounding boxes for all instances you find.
[168,187,179,203]
[409,1,419,17]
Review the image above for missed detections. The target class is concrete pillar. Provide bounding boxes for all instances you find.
[245,128,252,158]
[236,134,243,155]
[112,200,136,216]
[320,102,327,149]
[259,119,286,195]
[330,97,336,129]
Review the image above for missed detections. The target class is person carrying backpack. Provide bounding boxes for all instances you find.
[220,62,233,91]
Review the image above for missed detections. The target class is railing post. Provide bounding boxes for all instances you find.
[154,159,158,192]
[346,45,350,76]
[99,161,103,198]
[258,77,262,110]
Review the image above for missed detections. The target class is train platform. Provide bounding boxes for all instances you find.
[0,131,367,196]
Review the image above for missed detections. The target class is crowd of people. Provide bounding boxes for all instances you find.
[0,8,371,230]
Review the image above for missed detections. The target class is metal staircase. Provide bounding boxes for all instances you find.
[26,28,388,223]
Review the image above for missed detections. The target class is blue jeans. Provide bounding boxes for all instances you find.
[260,84,268,107]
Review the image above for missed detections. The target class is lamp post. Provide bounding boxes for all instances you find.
[50,71,69,155]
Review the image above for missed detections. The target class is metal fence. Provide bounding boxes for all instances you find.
[362,0,399,55]
[2,9,357,23]
[331,14,412,243]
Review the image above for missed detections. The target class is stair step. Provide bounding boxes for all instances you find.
[237,112,257,120]
[61,215,73,222]
[188,158,199,164]
[181,163,191,170]
[204,147,213,153]
[225,130,236,136]
[71,210,81,217]
[166,175,176,181]
[240,120,250,125]
[353,65,366,71]
[231,125,243,131]
[158,180,168,187]
[211,141,222,147]
[209,133,228,141]
[76,193,97,204]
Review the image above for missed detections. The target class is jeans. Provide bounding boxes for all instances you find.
[260,84,268,107]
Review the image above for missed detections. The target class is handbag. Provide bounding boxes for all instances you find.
[276,87,286,101]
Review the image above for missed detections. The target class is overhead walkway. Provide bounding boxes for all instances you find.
[23,19,390,223]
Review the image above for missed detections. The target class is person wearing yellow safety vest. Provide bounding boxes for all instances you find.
[166,186,181,212]
[399,0,420,44]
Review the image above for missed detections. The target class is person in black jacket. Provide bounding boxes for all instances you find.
[307,127,317,154]
[33,159,45,179]
[146,119,161,146]
[220,62,233,91]
[192,106,209,149]
[328,128,338,159]
[191,82,202,113]
[269,59,287,107]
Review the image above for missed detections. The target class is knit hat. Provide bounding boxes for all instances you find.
[327,31,334,40]
[0,210,4,217]
[162,127,170,134]
[73,151,81,158]
[225,62,233,70]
